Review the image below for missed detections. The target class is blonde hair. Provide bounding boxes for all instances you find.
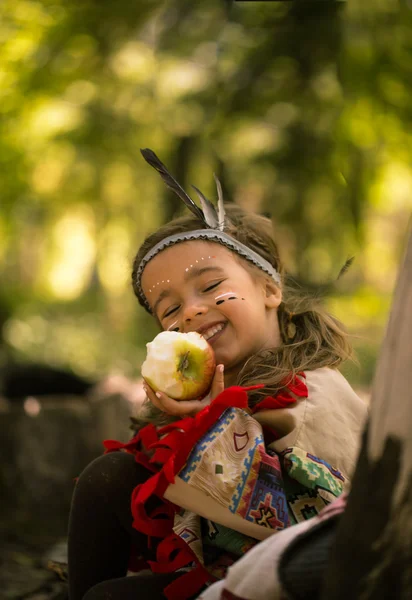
[131,205,352,425]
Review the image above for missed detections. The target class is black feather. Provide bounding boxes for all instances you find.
[337,256,355,280]
[140,149,205,222]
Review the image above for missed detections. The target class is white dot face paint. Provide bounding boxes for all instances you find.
[182,257,213,275]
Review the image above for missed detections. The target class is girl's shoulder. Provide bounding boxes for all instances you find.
[271,367,369,484]
[303,367,368,413]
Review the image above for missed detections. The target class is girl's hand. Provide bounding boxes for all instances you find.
[143,364,225,418]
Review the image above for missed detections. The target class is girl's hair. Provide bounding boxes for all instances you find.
[131,205,352,426]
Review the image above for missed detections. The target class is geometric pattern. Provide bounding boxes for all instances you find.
[179,408,238,482]
[249,493,284,528]
[176,417,346,573]
[279,446,345,525]
[176,406,290,562]
[233,448,289,531]
[178,407,264,513]
[281,447,344,496]
[234,431,249,451]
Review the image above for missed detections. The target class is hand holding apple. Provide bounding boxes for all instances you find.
[143,363,225,418]
[141,331,216,401]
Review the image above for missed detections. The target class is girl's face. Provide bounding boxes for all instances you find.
[141,240,282,385]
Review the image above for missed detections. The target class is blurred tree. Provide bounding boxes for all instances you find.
[0,0,410,387]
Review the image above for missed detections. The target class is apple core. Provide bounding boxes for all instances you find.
[141,331,216,400]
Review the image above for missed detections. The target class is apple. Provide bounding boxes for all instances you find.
[141,331,216,400]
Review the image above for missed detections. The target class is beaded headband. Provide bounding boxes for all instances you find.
[136,149,281,313]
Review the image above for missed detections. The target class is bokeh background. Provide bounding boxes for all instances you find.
[0,0,411,596]
[2,0,411,388]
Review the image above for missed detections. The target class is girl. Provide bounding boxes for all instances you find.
[67,150,367,600]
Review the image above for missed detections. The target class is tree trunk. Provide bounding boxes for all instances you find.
[321,228,412,599]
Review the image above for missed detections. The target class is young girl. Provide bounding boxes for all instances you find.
[67,150,368,600]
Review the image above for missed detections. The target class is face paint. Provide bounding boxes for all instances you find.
[148,279,170,294]
[149,256,216,291]
[185,256,216,272]
[167,320,179,332]
[214,291,239,306]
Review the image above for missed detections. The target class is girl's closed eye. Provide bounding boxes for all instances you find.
[164,305,180,318]
[203,280,224,293]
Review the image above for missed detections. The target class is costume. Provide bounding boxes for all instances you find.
[104,367,367,600]
[196,494,348,600]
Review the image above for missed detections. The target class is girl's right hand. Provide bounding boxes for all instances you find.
[143,364,225,418]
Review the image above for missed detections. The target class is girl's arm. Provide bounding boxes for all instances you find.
[164,476,276,541]
[253,408,296,438]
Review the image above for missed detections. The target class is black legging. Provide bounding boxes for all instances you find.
[68,451,180,600]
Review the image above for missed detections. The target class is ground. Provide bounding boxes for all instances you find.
[0,534,68,600]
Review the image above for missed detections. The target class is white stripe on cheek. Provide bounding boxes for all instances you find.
[167,320,179,331]
[214,292,237,301]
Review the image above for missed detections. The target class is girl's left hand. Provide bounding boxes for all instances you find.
[143,364,225,418]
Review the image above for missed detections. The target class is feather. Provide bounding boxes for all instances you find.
[337,256,355,280]
[214,174,226,231]
[140,148,205,222]
[191,185,218,228]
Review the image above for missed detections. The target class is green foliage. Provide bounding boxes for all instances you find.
[0,1,410,386]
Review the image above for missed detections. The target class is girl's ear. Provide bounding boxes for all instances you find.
[264,280,282,308]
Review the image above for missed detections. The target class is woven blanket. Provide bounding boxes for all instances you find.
[103,378,346,600]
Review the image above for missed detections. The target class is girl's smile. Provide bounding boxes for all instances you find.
[141,240,282,386]
[199,320,227,344]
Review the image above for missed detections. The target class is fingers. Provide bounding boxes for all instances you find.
[142,380,163,411]
[143,380,194,417]
[210,364,225,399]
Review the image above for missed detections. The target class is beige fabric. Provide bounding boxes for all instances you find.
[269,367,368,487]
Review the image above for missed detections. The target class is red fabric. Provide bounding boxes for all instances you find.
[251,393,295,413]
[251,372,307,414]
[102,375,308,600]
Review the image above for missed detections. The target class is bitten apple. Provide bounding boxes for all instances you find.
[141,331,216,400]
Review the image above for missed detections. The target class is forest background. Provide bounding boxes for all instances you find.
[1,0,411,396]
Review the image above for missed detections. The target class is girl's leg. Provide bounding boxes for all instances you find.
[68,451,161,600]
[82,573,181,600]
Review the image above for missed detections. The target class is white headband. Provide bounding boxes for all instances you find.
[135,229,281,313]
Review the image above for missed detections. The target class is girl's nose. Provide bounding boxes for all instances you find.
[183,299,208,323]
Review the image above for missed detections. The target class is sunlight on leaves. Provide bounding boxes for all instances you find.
[110,41,155,83]
[98,220,132,296]
[28,99,84,140]
[43,207,96,301]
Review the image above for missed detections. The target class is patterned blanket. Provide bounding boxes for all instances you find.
[103,380,346,600]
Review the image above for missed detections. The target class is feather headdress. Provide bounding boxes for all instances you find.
[140,148,226,231]
[136,148,281,313]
